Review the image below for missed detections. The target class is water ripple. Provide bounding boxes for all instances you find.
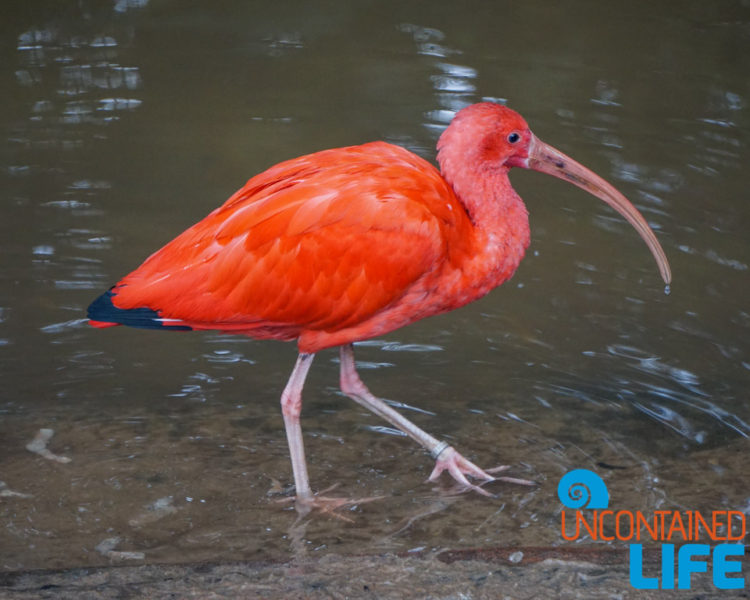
[202,349,255,365]
[40,318,89,334]
[599,344,750,439]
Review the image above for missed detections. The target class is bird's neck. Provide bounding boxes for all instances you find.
[452,165,529,246]
[455,165,518,216]
[446,165,531,295]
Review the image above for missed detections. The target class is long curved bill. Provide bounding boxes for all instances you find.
[525,135,671,285]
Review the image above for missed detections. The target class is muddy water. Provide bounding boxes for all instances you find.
[1,0,749,573]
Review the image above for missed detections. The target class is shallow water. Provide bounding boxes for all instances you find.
[1,0,749,572]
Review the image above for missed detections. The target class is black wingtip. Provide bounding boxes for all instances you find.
[87,289,192,331]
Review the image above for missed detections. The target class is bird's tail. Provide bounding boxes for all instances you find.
[87,289,192,331]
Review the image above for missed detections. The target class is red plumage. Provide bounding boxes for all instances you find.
[89,103,670,509]
[102,137,529,352]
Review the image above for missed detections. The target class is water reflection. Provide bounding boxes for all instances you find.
[114,0,149,13]
[9,3,148,319]
[16,27,143,128]
[203,349,257,365]
[397,23,456,58]
[263,32,305,56]
[597,343,749,441]
[400,23,479,132]
[591,80,622,108]
[431,63,478,94]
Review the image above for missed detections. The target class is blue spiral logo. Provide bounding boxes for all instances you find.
[557,469,610,509]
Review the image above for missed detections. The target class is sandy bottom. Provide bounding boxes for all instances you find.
[2,421,748,598]
[0,545,735,599]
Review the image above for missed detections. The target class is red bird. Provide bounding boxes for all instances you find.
[88,103,671,509]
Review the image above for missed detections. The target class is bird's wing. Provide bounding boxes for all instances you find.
[109,143,465,338]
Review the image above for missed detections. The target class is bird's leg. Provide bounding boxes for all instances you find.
[338,344,508,496]
[280,352,383,517]
[280,352,316,502]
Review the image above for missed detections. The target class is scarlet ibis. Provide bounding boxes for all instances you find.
[88,103,671,508]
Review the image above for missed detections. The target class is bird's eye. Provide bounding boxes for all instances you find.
[507,132,521,144]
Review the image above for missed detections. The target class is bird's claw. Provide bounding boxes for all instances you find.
[277,484,384,521]
[428,446,535,494]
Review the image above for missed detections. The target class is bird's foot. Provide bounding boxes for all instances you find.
[428,446,535,495]
[277,484,384,521]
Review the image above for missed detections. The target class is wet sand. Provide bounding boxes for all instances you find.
[0,546,730,599]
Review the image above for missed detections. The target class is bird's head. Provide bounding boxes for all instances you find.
[438,103,532,171]
[437,102,671,285]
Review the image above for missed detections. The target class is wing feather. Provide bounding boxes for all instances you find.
[109,142,469,343]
